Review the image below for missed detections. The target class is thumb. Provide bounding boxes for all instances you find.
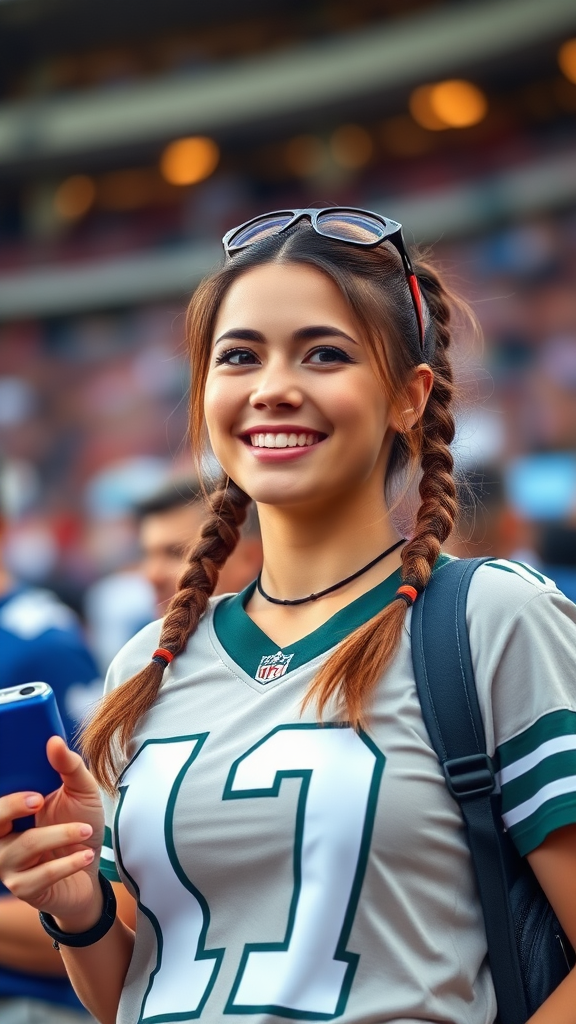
[46,736,99,799]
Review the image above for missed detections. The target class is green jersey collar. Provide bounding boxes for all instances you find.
[213,555,451,682]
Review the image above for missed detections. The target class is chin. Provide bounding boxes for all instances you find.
[245,484,322,509]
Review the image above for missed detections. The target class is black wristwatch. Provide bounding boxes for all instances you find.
[39,871,117,949]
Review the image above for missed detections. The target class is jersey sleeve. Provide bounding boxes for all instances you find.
[97,618,163,883]
[468,560,576,857]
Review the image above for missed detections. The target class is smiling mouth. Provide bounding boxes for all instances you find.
[245,431,325,449]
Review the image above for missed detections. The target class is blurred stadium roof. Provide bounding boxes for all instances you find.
[0,0,575,317]
[0,0,574,168]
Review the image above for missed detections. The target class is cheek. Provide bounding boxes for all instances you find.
[203,375,237,446]
[328,376,389,438]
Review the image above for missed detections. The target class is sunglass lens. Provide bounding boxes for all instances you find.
[227,213,294,250]
[316,211,385,245]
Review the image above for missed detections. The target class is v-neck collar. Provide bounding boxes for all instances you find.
[213,555,451,682]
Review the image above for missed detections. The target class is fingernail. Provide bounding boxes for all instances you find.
[25,795,42,809]
[83,849,95,863]
[79,825,92,838]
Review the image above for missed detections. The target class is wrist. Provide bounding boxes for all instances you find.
[39,873,116,948]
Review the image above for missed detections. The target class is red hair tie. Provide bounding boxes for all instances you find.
[152,648,174,667]
[395,585,419,607]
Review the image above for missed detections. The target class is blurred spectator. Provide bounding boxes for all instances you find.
[135,477,263,610]
[216,498,263,597]
[135,475,261,610]
[84,478,263,670]
[83,568,155,675]
[136,477,206,613]
[536,523,576,603]
[0,464,99,1023]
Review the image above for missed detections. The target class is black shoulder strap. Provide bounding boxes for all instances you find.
[411,557,528,1024]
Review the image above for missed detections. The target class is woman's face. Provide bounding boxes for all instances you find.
[204,262,401,512]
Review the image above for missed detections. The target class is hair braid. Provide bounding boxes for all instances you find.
[81,478,251,791]
[400,272,457,595]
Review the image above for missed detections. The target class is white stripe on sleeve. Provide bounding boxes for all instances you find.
[498,735,576,785]
[502,774,576,829]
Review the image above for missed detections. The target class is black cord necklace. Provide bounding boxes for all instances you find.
[256,538,406,606]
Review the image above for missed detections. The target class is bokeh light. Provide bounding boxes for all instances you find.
[409,84,449,130]
[284,134,327,177]
[432,80,488,127]
[558,38,576,84]
[329,124,373,169]
[54,175,96,219]
[160,136,220,186]
[410,79,488,130]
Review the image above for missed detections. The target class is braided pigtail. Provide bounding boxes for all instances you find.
[82,478,250,791]
[303,262,458,728]
[399,270,457,597]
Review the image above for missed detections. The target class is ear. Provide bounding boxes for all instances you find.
[390,363,434,433]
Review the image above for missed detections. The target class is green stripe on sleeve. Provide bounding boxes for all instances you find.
[507,796,576,857]
[501,750,576,812]
[497,709,576,769]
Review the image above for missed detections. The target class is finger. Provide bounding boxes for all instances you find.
[5,847,95,905]
[1,821,94,871]
[46,737,99,800]
[0,793,44,838]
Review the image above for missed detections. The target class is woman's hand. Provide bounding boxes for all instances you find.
[0,736,105,932]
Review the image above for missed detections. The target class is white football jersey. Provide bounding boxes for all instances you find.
[100,558,576,1024]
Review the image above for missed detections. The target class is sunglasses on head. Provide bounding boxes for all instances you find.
[222,207,425,350]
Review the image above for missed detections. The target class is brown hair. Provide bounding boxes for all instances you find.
[82,222,463,790]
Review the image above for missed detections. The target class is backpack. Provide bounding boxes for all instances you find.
[411,556,575,1024]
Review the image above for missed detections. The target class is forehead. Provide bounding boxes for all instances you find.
[213,262,359,337]
[140,504,205,549]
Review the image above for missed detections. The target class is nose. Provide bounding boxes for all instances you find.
[249,359,304,411]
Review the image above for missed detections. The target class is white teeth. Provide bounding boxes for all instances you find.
[249,432,320,448]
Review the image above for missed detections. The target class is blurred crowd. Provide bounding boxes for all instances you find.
[1,202,576,670]
[1,204,573,643]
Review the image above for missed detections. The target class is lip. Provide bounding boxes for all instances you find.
[247,444,323,462]
[238,424,325,436]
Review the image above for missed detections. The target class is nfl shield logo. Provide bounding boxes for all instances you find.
[255,650,294,684]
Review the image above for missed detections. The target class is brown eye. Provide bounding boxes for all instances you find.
[305,346,354,364]
[214,347,259,366]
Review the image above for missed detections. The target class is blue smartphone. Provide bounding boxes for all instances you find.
[0,683,66,832]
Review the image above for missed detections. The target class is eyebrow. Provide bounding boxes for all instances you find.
[214,325,358,345]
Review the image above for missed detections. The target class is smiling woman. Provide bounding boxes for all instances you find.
[0,210,575,1024]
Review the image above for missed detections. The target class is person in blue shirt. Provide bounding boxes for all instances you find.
[0,509,101,1024]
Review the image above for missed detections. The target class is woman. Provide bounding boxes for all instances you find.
[0,208,575,1024]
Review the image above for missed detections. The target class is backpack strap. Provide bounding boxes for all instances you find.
[411,557,529,1024]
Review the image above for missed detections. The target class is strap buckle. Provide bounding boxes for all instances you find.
[443,753,495,800]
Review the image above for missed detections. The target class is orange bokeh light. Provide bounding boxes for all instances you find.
[410,79,488,130]
[160,136,220,186]
[558,38,576,84]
